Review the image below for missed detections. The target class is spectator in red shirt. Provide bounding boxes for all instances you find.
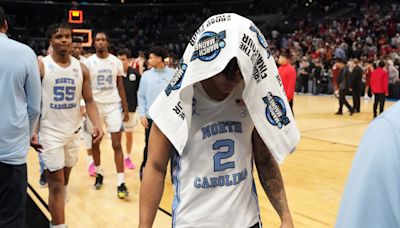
[370,61,389,117]
[278,51,297,112]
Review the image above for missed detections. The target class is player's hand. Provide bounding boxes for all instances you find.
[123,111,129,122]
[334,89,339,98]
[140,117,148,129]
[92,126,103,144]
[30,132,43,153]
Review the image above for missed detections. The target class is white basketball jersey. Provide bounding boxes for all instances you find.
[85,54,124,104]
[40,56,83,136]
[172,82,260,228]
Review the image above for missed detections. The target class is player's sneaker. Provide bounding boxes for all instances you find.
[117,183,129,199]
[88,163,95,177]
[94,174,103,190]
[39,173,47,188]
[124,157,136,170]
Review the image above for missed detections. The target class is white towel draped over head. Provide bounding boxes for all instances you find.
[149,13,300,164]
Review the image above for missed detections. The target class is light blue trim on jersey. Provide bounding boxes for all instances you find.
[172,152,182,228]
[251,156,263,228]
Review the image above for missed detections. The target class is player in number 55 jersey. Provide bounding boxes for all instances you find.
[31,23,103,228]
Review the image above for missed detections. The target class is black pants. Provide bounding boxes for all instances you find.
[140,118,153,175]
[250,222,261,228]
[352,88,361,112]
[338,89,353,113]
[0,162,27,228]
[373,93,386,117]
[313,78,321,95]
[288,99,294,116]
[301,74,309,93]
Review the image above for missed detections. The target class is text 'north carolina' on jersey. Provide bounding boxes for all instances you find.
[172,81,260,228]
[40,55,83,136]
[85,54,124,104]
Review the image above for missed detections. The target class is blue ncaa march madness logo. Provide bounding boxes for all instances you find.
[191,30,226,62]
[249,24,268,49]
[165,60,188,96]
[263,92,290,129]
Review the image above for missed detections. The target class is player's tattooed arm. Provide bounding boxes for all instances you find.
[252,129,294,227]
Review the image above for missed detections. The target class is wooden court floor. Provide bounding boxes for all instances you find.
[26,95,397,228]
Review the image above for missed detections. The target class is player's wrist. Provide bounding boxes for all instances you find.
[280,211,293,224]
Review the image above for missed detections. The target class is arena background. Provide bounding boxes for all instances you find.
[1,0,399,227]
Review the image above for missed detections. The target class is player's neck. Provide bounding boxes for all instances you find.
[96,51,109,59]
[51,52,71,68]
[200,80,228,101]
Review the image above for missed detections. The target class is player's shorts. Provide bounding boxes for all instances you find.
[124,112,138,132]
[39,128,81,172]
[86,102,124,134]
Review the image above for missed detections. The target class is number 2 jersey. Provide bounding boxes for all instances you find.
[172,81,261,228]
[84,54,124,105]
[40,56,83,137]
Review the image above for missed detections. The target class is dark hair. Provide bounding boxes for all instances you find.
[46,23,71,41]
[149,46,168,61]
[0,6,6,28]
[94,31,109,42]
[72,36,83,43]
[117,48,131,58]
[280,49,291,59]
[378,61,385,68]
[222,58,240,81]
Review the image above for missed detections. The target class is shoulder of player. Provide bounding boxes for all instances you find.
[85,54,96,64]
[166,67,175,73]
[107,53,119,61]
[70,55,81,64]
[142,68,154,77]
[5,38,35,57]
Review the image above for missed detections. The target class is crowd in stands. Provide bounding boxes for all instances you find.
[2,0,400,98]
[269,2,400,98]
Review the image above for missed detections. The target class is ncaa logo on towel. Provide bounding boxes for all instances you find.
[191,30,226,62]
[249,24,268,50]
[165,60,187,96]
[263,92,290,129]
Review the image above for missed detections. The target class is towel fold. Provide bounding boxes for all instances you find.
[150,13,300,163]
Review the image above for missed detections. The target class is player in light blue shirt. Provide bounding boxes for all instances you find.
[336,101,400,228]
[137,46,174,177]
[0,7,41,228]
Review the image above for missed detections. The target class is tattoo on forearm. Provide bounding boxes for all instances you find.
[254,145,289,218]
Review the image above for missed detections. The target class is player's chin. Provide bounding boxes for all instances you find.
[59,49,70,55]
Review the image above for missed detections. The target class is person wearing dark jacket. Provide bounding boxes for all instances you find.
[336,61,354,115]
[312,59,323,95]
[351,59,363,112]
[118,49,141,170]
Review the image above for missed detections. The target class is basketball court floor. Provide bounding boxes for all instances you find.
[26,94,397,228]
